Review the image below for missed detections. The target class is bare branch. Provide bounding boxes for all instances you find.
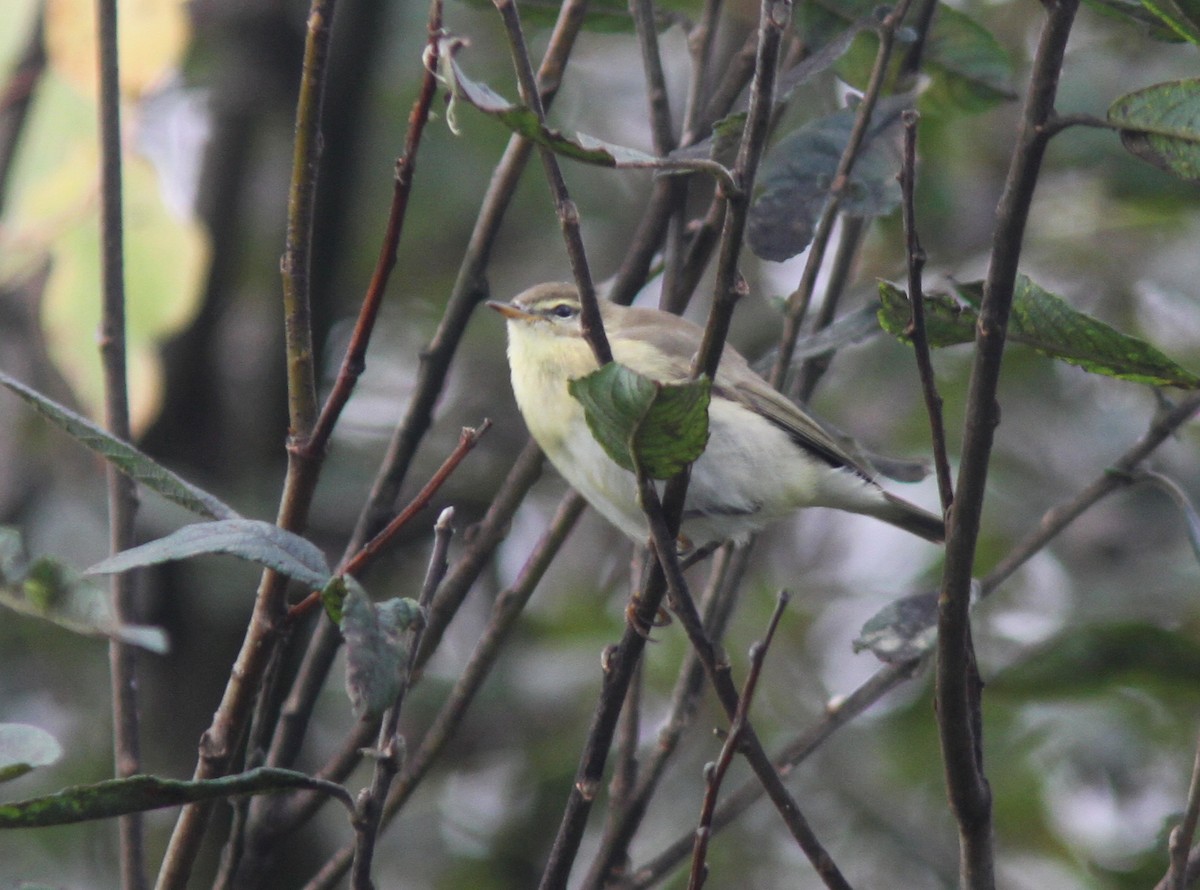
[937,5,1079,887]
[898,109,953,514]
[688,591,789,890]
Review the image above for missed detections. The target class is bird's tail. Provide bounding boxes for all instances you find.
[874,491,945,543]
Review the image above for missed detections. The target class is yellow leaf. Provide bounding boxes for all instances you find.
[45,0,190,99]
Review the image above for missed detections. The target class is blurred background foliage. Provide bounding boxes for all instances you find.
[2,0,1200,886]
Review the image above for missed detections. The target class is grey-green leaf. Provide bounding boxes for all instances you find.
[0,724,62,784]
[853,591,939,664]
[87,519,332,590]
[340,580,422,719]
[567,363,711,480]
[878,277,1200,388]
[0,371,239,521]
[747,99,905,262]
[0,767,350,827]
[1109,78,1200,182]
[0,528,169,654]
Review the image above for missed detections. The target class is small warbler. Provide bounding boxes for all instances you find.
[489,282,945,546]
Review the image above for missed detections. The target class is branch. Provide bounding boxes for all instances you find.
[937,4,1078,887]
[630,390,1200,886]
[95,0,144,886]
[688,592,789,890]
[582,543,753,889]
[637,480,852,890]
[898,108,953,514]
[494,0,611,366]
[770,0,915,392]
[304,0,445,458]
[301,492,586,890]
[349,507,454,888]
[154,3,341,886]
[539,1,792,883]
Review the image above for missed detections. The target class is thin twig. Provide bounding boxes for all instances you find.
[638,479,852,890]
[898,108,953,515]
[95,0,144,886]
[301,492,586,890]
[349,507,454,888]
[936,5,1078,888]
[494,0,611,366]
[687,591,789,890]
[792,216,867,401]
[1165,726,1200,890]
[770,0,915,393]
[304,0,445,458]
[286,421,492,622]
[630,391,1200,887]
[154,4,340,887]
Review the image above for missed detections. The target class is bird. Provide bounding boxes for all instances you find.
[488,282,944,547]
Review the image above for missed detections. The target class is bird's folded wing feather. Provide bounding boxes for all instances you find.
[613,307,869,478]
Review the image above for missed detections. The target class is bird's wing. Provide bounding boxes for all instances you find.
[612,308,871,478]
[717,374,870,475]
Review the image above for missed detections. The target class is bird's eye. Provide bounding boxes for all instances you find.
[551,303,576,319]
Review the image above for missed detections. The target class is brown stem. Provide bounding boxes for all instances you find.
[687,592,789,890]
[304,1,445,458]
[936,5,1078,888]
[770,0,915,393]
[898,109,953,515]
[95,0,144,886]
[154,3,340,886]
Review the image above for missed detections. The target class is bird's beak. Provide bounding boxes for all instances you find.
[486,300,535,321]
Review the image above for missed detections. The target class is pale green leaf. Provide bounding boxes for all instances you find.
[87,519,332,590]
[567,363,711,480]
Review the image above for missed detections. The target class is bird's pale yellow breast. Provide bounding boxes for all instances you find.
[505,320,598,455]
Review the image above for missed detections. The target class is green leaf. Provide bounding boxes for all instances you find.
[0,527,169,654]
[877,281,979,347]
[747,98,906,262]
[877,277,1200,388]
[1109,79,1200,183]
[340,580,423,719]
[321,575,348,625]
[87,519,333,590]
[0,767,350,828]
[567,363,711,480]
[1084,0,1189,41]
[0,725,62,784]
[920,4,1017,114]
[0,370,239,521]
[1139,0,1200,43]
[803,1,1015,115]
